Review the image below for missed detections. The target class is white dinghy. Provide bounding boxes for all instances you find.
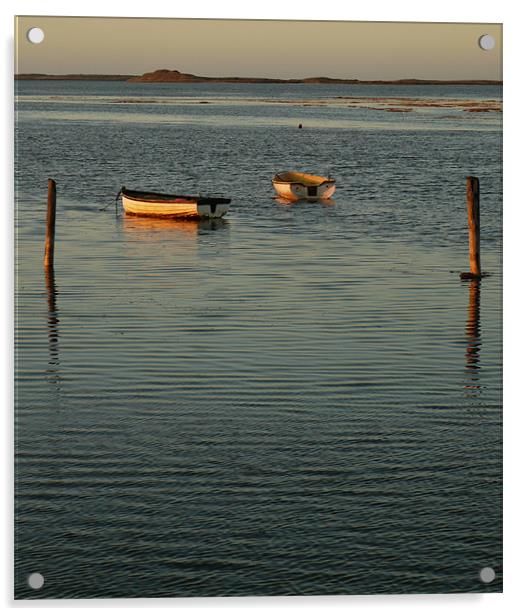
[272,171,336,202]
[120,187,231,219]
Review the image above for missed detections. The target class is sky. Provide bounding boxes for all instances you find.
[15,16,502,80]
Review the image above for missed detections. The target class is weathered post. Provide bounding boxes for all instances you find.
[460,176,482,279]
[44,179,56,269]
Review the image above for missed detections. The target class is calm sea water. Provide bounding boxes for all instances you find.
[15,81,502,598]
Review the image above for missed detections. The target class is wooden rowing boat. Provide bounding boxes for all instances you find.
[120,186,231,219]
[272,171,336,202]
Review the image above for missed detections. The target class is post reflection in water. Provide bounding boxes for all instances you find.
[45,266,61,389]
[464,278,481,394]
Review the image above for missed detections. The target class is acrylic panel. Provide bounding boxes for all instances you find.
[14,16,502,599]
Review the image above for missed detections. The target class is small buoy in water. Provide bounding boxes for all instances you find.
[298,123,302,129]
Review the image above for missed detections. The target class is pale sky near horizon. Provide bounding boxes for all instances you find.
[15,17,502,80]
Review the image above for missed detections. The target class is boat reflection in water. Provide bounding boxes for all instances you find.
[121,216,230,267]
[122,215,228,239]
[273,195,335,207]
[463,278,482,395]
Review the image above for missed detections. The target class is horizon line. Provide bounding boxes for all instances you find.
[14,72,503,84]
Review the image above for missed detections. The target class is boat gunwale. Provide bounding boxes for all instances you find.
[121,187,231,206]
[272,172,335,187]
[272,179,334,188]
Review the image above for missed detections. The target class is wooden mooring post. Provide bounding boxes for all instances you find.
[460,176,482,280]
[44,179,57,269]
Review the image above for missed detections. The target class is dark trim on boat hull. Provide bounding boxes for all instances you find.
[124,211,202,219]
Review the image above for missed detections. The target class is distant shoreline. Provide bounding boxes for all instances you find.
[15,69,502,86]
[15,74,135,81]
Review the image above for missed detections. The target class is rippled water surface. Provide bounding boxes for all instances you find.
[15,81,502,598]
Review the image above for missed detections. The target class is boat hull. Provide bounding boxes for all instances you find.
[121,189,230,219]
[272,181,336,202]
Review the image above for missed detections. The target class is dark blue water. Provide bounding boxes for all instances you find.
[15,81,502,598]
